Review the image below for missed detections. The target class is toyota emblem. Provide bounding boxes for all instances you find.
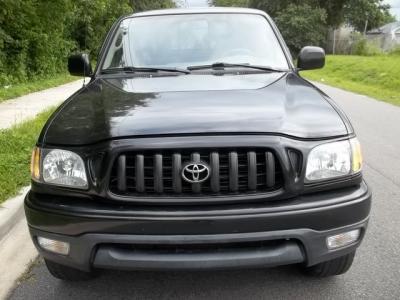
[181,162,210,183]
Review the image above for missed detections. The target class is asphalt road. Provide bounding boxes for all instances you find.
[8,82,400,300]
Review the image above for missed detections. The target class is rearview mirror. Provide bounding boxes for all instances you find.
[68,53,93,77]
[297,46,325,70]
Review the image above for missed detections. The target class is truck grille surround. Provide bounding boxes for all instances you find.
[109,149,284,197]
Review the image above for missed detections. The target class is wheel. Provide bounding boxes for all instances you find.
[44,259,95,281]
[303,251,356,277]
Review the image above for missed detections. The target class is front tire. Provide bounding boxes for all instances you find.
[44,259,95,281]
[303,251,356,277]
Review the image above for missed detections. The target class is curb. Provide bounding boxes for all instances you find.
[0,186,29,241]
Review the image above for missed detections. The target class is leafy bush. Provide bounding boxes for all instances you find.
[389,46,400,56]
[0,0,174,87]
[0,0,77,85]
[351,36,383,56]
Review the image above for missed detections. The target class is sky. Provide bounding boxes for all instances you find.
[175,0,399,21]
[385,0,400,20]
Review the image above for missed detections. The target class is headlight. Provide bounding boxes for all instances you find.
[31,148,88,189]
[305,138,362,181]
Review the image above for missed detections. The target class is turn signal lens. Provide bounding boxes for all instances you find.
[350,138,363,173]
[327,229,361,249]
[30,147,41,180]
[37,237,70,255]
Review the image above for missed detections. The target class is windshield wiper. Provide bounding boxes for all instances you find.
[187,62,288,73]
[101,66,190,74]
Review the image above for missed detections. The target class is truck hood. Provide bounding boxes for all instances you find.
[40,72,347,145]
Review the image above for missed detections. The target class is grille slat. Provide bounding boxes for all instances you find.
[172,153,182,193]
[110,148,283,197]
[210,152,220,193]
[247,151,257,191]
[117,155,126,192]
[265,152,275,188]
[229,152,239,192]
[154,154,163,193]
[135,155,145,192]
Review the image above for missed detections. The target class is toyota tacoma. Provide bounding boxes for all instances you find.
[26,8,371,280]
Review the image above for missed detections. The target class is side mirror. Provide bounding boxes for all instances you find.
[297,46,325,70]
[68,53,93,76]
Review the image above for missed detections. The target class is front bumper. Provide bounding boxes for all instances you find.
[25,182,371,272]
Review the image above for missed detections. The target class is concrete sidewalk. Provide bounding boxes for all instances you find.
[0,79,85,130]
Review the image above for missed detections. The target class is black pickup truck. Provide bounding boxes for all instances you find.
[26,8,371,280]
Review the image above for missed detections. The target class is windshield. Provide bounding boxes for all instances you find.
[102,13,289,71]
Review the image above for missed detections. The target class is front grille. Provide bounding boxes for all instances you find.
[109,148,283,197]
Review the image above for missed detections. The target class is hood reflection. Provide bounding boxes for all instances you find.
[41,73,347,145]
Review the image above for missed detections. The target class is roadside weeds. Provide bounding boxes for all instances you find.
[0,108,56,205]
[301,55,400,106]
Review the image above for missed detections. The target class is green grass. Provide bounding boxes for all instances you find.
[0,108,55,204]
[301,55,400,106]
[0,73,76,103]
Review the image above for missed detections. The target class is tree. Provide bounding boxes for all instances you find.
[130,0,175,12]
[211,0,249,6]
[0,0,76,83]
[275,4,327,55]
[0,0,176,86]
[68,0,132,57]
[70,0,175,57]
[343,0,396,32]
[212,0,328,54]
[249,0,302,17]
[214,0,342,28]
[211,0,396,54]
[213,0,396,30]
[317,0,348,28]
